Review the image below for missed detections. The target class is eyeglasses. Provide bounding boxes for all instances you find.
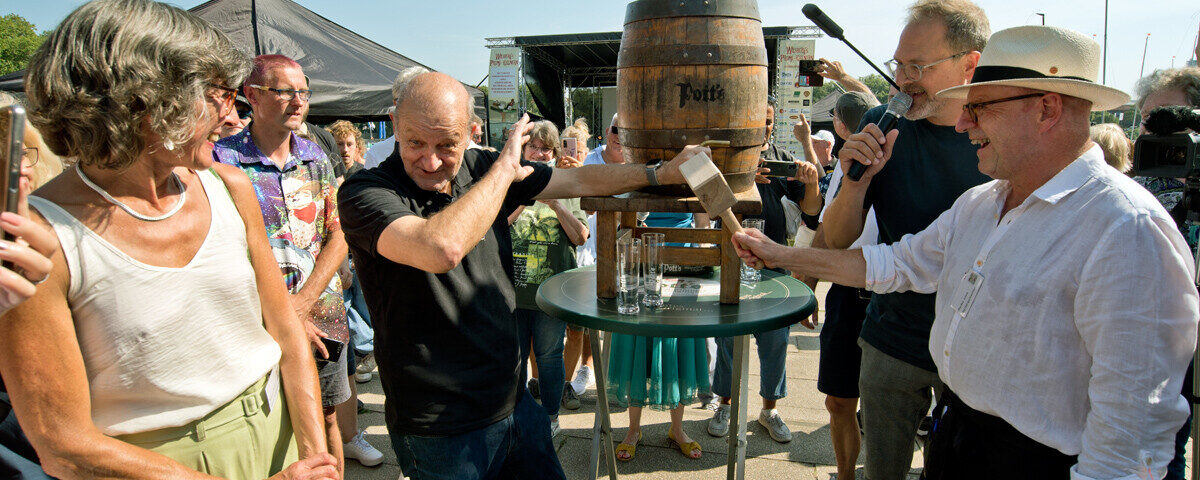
[961,93,1046,123]
[21,147,38,167]
[884,51,970,82]
[247,84,313,102]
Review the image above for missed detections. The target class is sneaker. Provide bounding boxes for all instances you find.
[561,383,581,410]
[528,378,541,400]
[343,431,384,467]
[570,365,594,395]
[915,415,933,447]
[550,420,561,438]
[355,354,375,383]
[707,404,730,437]
[758,409,793,443]
[357,399,369,415]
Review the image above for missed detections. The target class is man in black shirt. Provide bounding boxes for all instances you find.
[337,72,706,480]
[818,1,991,478]
[708,98,822,443]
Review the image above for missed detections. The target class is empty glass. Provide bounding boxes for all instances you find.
[616,237,641,315]
[740,218,765,284]
[641,233,665,308]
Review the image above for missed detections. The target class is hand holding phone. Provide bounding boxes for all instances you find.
[796,59,825,87]
[761,159,799,178]
[562,137,577,159]
[0,106,26,245]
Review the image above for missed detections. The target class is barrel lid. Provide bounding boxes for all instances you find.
[625,0,761,24]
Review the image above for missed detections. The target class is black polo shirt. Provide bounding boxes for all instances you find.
[337,146,553,435]
[856,105,990,372]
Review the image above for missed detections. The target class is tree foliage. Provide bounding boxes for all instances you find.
[811,73,892,106]
[0,14,45,76]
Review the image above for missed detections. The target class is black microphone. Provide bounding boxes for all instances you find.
[847,92,912,181]
[801,4,843,40]
[1143,106,1200,136]
[801,4,900,91]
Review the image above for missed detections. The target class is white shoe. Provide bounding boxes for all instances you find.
[707,404,730,437]
[758,409,793,443]
[550,420,561,438]
[570,365,595,395]
[343,430,384,467]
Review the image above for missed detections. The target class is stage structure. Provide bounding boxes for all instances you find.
[486,26,822,158]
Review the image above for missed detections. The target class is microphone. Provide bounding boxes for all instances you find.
[802,4,900,91]
[801,4,843,40]
[1143,106,1200,136]
[846,92,912,181]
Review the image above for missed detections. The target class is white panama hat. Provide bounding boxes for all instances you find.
[936,25,1129,111]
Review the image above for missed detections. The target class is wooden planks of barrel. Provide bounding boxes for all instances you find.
[618,0,769,196]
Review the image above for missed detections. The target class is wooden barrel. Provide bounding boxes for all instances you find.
[617,0,768,195]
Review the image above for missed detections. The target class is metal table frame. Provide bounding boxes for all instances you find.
[537,267,814,480]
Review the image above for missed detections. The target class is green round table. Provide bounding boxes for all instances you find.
[536,266,816,480]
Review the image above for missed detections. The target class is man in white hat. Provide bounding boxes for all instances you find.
[732,25,1198,479]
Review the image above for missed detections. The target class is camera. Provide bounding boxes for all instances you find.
[1132,106,1200,178]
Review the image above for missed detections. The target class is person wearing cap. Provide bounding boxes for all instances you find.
[732,25,1198,478]
[816,2,993,477]
[798,88,881,480]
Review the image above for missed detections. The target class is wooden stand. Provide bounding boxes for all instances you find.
[581,189,762,304]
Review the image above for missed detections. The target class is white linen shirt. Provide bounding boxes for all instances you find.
[861,145,1198,479]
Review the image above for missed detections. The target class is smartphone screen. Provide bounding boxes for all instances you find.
[796,60,825,87]
[562,137,577,159]
[0,106,24,218]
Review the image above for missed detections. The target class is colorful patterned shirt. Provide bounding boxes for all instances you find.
[213,130,348,343]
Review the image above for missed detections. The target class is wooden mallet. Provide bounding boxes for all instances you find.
[679,151,742,235]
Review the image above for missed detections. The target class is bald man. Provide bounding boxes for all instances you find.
[337,72,706,479]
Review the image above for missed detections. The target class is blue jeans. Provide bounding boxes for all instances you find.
[712,326,789,400]
[516,308,566,419]
[389,390,565,480]
[344,273,373,356]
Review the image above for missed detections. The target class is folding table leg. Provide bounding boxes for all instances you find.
[590,330,618,479]
[726,334,751,480]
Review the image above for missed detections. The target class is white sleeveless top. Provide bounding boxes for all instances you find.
[29,169,282,436]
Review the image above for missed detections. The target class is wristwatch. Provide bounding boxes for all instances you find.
[645,163,661,186]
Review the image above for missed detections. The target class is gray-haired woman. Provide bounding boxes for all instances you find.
[0,1,336,478]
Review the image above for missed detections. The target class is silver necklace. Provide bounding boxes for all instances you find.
[76,164,187,221]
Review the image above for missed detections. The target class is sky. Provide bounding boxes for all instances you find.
[5,0,1199,97]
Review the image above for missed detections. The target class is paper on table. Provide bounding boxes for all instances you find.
[661,276,722,302]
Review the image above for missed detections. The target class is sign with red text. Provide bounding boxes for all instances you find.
[774,39,816,161]
[488,47,522,146]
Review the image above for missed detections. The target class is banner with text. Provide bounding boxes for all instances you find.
[774,39,816,161]
[487,47,522,146]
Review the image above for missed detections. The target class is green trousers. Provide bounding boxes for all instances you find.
[114,374,299,478]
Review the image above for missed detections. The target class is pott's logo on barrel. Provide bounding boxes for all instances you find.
[676,82,725,108]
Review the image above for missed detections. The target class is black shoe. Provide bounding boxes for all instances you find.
[528,378,541,399]
[856,410,865,437]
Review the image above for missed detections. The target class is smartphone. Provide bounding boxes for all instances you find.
[796,59,825,87]
[0,106,24,219]
[562,137,577,159]
[315,336,345,363]
[762,159,799,178]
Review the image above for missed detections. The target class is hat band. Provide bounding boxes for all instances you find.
[971,65,1089,84]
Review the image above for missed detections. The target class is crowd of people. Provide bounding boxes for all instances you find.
[0,0,1198,479]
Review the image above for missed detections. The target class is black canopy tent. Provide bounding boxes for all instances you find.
[1,0,483,125]
[486,26,822,129]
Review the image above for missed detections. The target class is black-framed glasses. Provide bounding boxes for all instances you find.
[962,93,1046,123]
[884,51,970,82]
[21,147,38,167]
[247,84,313,102]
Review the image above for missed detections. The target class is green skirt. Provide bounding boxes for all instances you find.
[606,334,710,410]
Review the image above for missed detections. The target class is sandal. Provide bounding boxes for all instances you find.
[615,431,641,462]
[667,434,702,459]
